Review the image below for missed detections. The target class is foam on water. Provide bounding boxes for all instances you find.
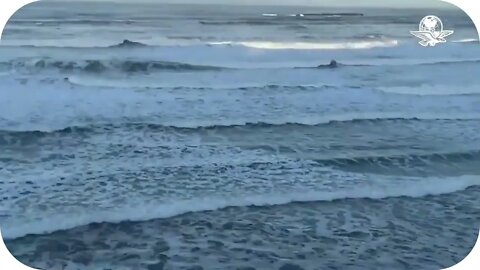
[452,38,479,43]
[2,175,478,240]
[1,41,480,71]
[209,40,399,50]
[1,6,479,268]
[5,111,480,132]
[1,73,480,132]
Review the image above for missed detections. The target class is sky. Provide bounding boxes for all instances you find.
[60,0,451,9]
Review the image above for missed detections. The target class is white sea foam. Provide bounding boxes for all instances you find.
[452,38,479,43]
[210,40,399,50]
[1,73,480,132]
[1,175,478,240]
[1,41,478,73]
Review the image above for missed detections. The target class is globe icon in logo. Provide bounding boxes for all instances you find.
[419,16,443,38]
[410,15,453,47]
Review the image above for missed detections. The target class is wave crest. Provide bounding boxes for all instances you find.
[109,39,147,48]
[315,151,480,168]
[2,113,480,134]
[4,58,225,73]
[209,40,399,50]
[2,175,478,240]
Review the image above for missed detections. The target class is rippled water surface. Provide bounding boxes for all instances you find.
[1,2,479,270]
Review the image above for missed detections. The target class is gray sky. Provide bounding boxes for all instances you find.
[66,0,451,9]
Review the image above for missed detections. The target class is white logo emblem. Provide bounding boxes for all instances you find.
[410,15,454,47]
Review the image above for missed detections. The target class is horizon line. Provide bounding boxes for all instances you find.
[44,0,456,10]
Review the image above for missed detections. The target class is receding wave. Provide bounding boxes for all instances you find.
[2,175,478,240]
[4,58,225,73]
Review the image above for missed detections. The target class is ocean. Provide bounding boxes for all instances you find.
[0,1,479,270]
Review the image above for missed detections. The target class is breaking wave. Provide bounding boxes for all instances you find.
[2,113,480,134]
[3,58,225,73]
[3,56,480,75]
[208,40,399,50]
[2,175,478,240]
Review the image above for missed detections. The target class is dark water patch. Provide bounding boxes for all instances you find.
[5,58,225,74]
[109,39,147,48]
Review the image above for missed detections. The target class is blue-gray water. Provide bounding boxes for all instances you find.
[0,2,479,270]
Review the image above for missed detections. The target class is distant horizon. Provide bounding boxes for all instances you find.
[46,0,455,9]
